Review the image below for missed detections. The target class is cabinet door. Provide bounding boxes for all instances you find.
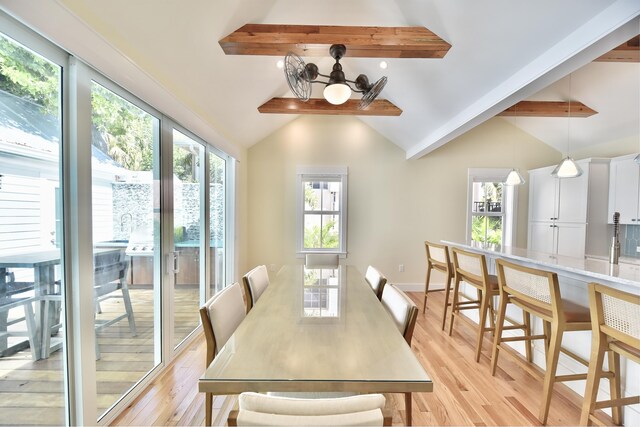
[556,223,587,258]
[557,168,589,223]
[528,222,555,254]
[529,169,558,222]
[610,158,640,224]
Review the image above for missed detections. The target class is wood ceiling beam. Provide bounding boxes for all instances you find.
[258,98,402,116]
[498,101,597,118]
[594,35,639,62]
[219,24,451,58]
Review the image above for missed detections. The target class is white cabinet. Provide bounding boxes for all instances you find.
[608,155,640,225]
[529,165,589,223]
[528,158,610,258]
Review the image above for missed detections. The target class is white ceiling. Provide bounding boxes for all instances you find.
[2,0,639,158]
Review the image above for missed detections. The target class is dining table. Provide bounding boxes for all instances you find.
[199,264,433,401]
[0,247,122,359]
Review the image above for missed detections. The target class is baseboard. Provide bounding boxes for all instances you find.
[394,281,444,293]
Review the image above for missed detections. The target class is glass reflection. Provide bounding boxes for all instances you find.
[302,267,341,319]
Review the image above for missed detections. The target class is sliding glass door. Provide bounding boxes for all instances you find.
[0,30,66,425]
[172,129,205,347]
[90,81,161,418]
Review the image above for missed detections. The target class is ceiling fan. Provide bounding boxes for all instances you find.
[284,44,388,109]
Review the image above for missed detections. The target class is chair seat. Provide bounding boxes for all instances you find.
[462,274,499,291]
[514,297,590,323]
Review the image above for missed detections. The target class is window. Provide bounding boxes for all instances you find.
[296,167,347,255]
[467,169,518,248]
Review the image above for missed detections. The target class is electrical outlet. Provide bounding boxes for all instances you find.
[399,264,404,272]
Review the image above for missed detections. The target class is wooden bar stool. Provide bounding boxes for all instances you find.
[581,283,640,426]
[422,241,454,330]
[447,247,502,362]
[491,259,591,424]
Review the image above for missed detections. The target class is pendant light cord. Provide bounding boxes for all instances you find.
[567,73,572,158]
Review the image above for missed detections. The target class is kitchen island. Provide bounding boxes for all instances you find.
[442,240,639,425]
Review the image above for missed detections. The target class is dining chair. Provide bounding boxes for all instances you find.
[229,392,391,426]
[380,283,419,426]
[422,241,454,330]
[305,253,339,268]
[580,283,640,426]
[242,265,270,313]
[200,282,247,426]
[0,281,39,360]
[365,265,387,301]
[92,250,136,359]
[491,258,591,424]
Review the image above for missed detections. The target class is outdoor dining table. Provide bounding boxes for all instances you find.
[199,264,433,399]
[0,247,120,359]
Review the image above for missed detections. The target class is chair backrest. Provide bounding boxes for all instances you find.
[199,282,246,365]
[242,265,270,312]
[589,283,640,348]
[425,241,451,276]
[305,253,339,268]
[236,392,386,426]
[381,284,419,345]
[94,250,129,296]
[365,266,387,300]
[451,247,489,290]
[495,258,561,319]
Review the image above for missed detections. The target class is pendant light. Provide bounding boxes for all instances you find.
[551,73,583,178]
[504,104,525,186]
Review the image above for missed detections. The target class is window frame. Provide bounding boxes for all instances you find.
[466,168,518,248]
[296,166,348,257]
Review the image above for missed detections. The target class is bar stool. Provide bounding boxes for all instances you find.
[581,283,640,426]
[490,258,591,424]
[422,241,454,330]
[448,247,508,362]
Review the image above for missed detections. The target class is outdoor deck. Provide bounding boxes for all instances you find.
[0,286,200,426]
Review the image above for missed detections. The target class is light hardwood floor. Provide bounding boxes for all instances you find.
[112,290,618,426]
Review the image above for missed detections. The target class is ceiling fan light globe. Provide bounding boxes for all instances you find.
[551,156,583,178]
[505,169,525,186]
[324,83,351,105]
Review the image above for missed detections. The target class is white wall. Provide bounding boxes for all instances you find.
[244,115,561,285]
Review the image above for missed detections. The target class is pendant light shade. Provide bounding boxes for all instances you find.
[551,156,583,178]
[505,168,526,186]
[552,73,582,179]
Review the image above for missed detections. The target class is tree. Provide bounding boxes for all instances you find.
[0,35,59,115]
[304,219,339,249]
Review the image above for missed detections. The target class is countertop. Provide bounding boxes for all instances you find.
[442,240,640,293]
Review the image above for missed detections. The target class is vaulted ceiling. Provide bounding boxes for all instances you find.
[3,0,639,159]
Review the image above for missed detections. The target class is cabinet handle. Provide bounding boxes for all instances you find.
[633,219,637,222]
[549,225,553,228]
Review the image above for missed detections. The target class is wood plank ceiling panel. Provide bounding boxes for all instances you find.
[219,24,451,58]
[594,35,639,62]
[258,98,402,116]
[499,101,597,118]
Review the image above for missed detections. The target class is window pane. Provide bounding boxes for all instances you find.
[471,215,503,246]
[91,81,160,418]
[172,129,203,348]
[0,33,65,425]
[209,152,225,296]
[303,214,340,249]
[472,182,503,213]
[304,181,321,211]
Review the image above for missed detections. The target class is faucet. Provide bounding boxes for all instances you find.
[610,212,620,265]
[120,213,133,235]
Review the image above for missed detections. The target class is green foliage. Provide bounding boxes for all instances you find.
[304,184,318,210]
[0,35,60,115]
[304,219,339,249]
[91,83,154,171]
[471,216,502,245]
